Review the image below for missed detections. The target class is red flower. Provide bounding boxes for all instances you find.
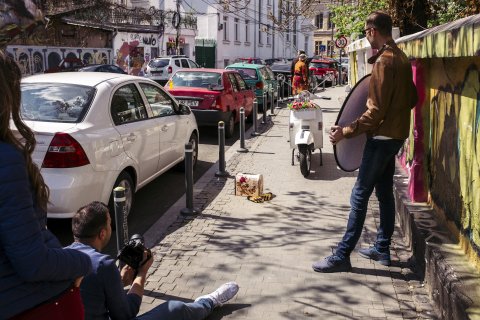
[239,176,247,183]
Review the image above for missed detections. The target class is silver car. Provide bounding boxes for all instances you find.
[145,55,199,86]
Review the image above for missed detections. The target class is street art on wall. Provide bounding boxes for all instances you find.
[0,0,44,47]
[426,57,480,247]
[6,45,112,76]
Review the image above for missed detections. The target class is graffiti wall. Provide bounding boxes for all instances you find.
[6,45,112,76]
[423,57,480,246]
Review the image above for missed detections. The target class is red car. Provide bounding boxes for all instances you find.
[166,69,254,138]
[309,58,339,84]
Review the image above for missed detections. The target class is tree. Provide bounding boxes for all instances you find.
[327,0,388,40]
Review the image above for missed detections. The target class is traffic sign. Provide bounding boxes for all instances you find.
[335,36,348,48]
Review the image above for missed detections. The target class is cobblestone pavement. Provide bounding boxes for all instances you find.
[139,86,437,319]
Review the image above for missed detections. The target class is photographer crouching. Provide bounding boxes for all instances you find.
[68,201,239,320]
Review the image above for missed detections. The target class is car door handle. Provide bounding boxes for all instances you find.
[126,133,136,142]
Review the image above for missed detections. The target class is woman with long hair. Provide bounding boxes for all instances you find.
[0,50,91,319]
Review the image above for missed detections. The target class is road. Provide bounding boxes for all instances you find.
[48,123,251,256]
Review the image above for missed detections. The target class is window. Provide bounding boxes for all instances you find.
[245,20,249,42]
[224,59,230,68]
[328,12,334,30]
[266,25,270,45]
[227,73,239,92]
[139,83,175,117]
[234,18,239,42]
[315,14,323,29]
[234,73,247,90]
[223,16,229,41]
[181,59,189,68]
[258,0,262,44]
[111,84,148,125]
[174,59,180,67]
[20,83,95,123]
[188,59,199,68]
[315,40,324,55]
[304,36,309,53]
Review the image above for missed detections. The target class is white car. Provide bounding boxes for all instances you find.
[19,72,199,221]
[145,55,199,85]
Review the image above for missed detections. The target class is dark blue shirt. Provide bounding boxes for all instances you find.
[0,142,92,318]
[67,242,142,320]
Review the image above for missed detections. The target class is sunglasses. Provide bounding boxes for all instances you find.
[363,27,375,35]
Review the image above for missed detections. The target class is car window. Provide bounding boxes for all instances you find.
[230,68,258,80]
[171,71,222,88]
[20,83,95,123]
[266,68,275,80]
[234,73,247,90]
[139,83,175,117]
[310,62,330,69]
[111,84,148,125]
[149,59,169,68]
[181,59,189,68]
[259,68,270,80]
[227,73,239,92]
[174,59,181,67]
[188,59,199,68]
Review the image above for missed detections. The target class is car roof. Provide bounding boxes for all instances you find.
[227,63,265,69]
[21,72,144,86]
[311,59,336,63]
[175,68,233,73]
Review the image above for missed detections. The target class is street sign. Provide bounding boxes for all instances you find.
[335,36,348,49]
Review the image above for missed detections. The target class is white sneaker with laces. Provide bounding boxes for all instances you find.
[194,281,239,308]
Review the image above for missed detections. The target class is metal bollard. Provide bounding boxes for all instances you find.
[251,99,259,136]
[270,87,275,115]
[276,83,280,109]
[237,107,248,153]
[261,91,267,124]
[114,187,128,268]
[181,143,200,215]
[215,121,229,177]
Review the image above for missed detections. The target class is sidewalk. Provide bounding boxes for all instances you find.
[140,86,437,320]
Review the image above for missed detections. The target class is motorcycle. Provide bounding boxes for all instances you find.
[288,92,329,177]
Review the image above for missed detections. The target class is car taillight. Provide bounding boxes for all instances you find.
[255,82,264,89]
[42,133,90,168]
[210,98,222,110]
[167,66,172,73]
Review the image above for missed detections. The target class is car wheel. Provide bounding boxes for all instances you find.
[177,132,199,171]
[108,171,134,229]
[225,113,235,138]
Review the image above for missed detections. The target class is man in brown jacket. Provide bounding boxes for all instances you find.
[312,11,418,273]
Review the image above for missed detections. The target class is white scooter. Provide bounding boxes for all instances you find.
[288,92,330,177]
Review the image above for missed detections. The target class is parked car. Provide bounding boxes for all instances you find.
[233,57,265,65]
[166,68,254,138]
[78,64,127,74]
[225,63,277,111]
[145,55,199,85]
[309,58,340,85]
[44,57,85,73]
[19,72,199,223]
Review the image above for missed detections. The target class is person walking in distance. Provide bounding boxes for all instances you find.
[292,54,309,95]
[69,201,239,320]
[312,11,418,273]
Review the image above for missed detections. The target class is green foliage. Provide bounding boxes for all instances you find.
[328,0,388,40]
[428,0,467,27]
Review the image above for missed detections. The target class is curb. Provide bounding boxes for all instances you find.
[144,112,276,248]
[394,168,480,320]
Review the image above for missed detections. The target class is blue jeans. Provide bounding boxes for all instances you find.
[137,298,214,320]
[335,138,405,259]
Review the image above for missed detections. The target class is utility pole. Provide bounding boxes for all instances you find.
[176,0,181,55]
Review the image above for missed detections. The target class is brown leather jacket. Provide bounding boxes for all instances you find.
[342,40,418,139]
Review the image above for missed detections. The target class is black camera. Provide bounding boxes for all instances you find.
[117,234,152,270]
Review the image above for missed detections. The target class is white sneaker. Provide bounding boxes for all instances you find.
[194,281,239,308]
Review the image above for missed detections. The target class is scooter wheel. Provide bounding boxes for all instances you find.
[298,146,311,177]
